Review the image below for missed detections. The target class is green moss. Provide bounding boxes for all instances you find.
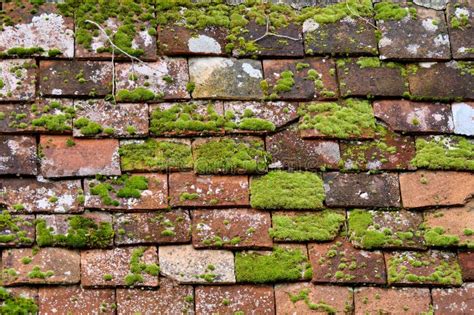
[356,57,381,68]
[0,286,38,313]
[235,246,312,283]
[298,99,376,139]
[12,204,25,211]
[410,136,474,171]
[274,70,295,92]
[194,138,271,174]
[250,171,325,210]
[27,266,54,279]
[116,88,157,102]
[374,2,414,21]
[21,257,32,265]
[289,289,336,314]
[180,192,199,202]
[47,49,62,57]
[238,117,276,131]
[103,274,113,281]
[74,117,103,136]
[269,210,344,241]
[298,0,372,24]
[0,210,33,245]
[36,215,114,249]
[464,229,474,236]
[124,247,159,286]
[424,227,460,247]
[0,80,4,90]
[119,139,192,171]
[6,47,44,57]
[90,175,149,206]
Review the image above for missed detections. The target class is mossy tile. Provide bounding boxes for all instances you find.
[0,212,35,247]
[0,59,36,101]
[0,287,38,314]
[250,171,325,210]
[447,0,474,59]
[84,174,168,211]
[386,250,463,286]
[235,245,312,284]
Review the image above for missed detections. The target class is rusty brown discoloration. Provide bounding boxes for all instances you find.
[355,287,431,314]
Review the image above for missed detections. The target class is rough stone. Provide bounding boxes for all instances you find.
[433,284,474,314]
[196,285,275,315]
[354,287,431,314]
[39,135,121,178]
[373,100,454,133]
[275,282,353,314]
[73,100,149,137]
[0,59,36,101]
[408,61,474,100]
[324,172,401,207]
[115,58,190,101]
[189,58,263,100]
[39,60,113,97]
[38,287,116,315]
[400,171,474,208]
[192,208,272,249]
[414,0,448,10]
[159,245,236,284]
[266,124,341,170]
[2,248,80,285]
[84,174,168,210]
[169,172,249,207]
[309,238,386,284]
[459,252,474,281]
[116,278,194,315]
[0,178,83,214]
[81,246,159,287]
[452,102,474,136]
[0,135,37,175]
[447,0,474,60]
[0,214,35,247]
[114,210,191,245]
[262,58,338,100]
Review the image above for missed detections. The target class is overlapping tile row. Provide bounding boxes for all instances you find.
[0,0,473,314]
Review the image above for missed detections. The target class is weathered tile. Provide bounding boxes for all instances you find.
[39,61,113,97]
[408,61,474,100]
[114,210,191,245]
[189,58,263,100]
[433,284,474,314]
[337,58,407,97]
[0,135,37,175]
[0,213,35,247]
[458,252,474,281]
[116,278,194,315]
[169,172,249,207]
[324,172,401,208]
[400,171,474,208]
[73,100,148,137]
[266,124,341,170]
[2,248,80,285]
[262,58,338,101]
[196,285,275,315]
[159,245,235,284]
[423,200,474,248]
[376,6,451,60]
[0,99,74,134]
[38,287,116,315]
[84,174,168,210]
[275,282,353,314]
[386,250,463,286]
[158,25,228,56]
[0,1,74,58]
[413,0,448,9]
[0,178,83,214]
[447,0,474,59]
[81,247,159,288]
[0,59,36,101]
[309,239,386,285]
[39,135,120,178]
[4,286,38,303]
[452,102,474,136]
[192,208,272,249]
[303,16,378,56]
[115,58,190,101]
[348,209,425,250]
[354,287,431,314]
[373,100,454,133]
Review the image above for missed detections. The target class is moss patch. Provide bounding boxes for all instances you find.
[194,138,271,174]
[410,136,474,171]
[269,210,344,242]
[289,289,337,313]
[36,215,113,248]
[119,139,192,172]
[0,286,37,313]
[298,99,376,139]
[423,226,461,247]
[124,247,159,286]
[250,171,325,210]
[116,88,159,102]
[235,246,312,283]
[374,2,416,21]
[89,175,150,206]
[0,210,33,245]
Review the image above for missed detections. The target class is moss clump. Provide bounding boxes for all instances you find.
[6,101,74,131]
[31,114,72,132]
[289,289,337,313]
[356,57,381,68]
[298,0,372,24]
[36,215,114,248]
[298,99,376,139]
[118,139,192,172]
[0,286,38,313]
[6,47,44,57]
[180,192,199,202]
[424,227,460,247]
[124,247,159,286]
[194,138,271,174]
[116,88,158,102]
[250,171,325,210]
[374,2,415,21]
[27,266,54,279]
[269,211,344,242]
[89,175,149,206]
[235,246,312,283]
[410,136,474,171]
[0,210,33,245]
[74,117,103,136]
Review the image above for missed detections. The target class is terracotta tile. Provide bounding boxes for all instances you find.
[0,59,36,101]
[458,252,474,281]
[0,214,35,247]
[0,135,37,175]
[433,283,474,314]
